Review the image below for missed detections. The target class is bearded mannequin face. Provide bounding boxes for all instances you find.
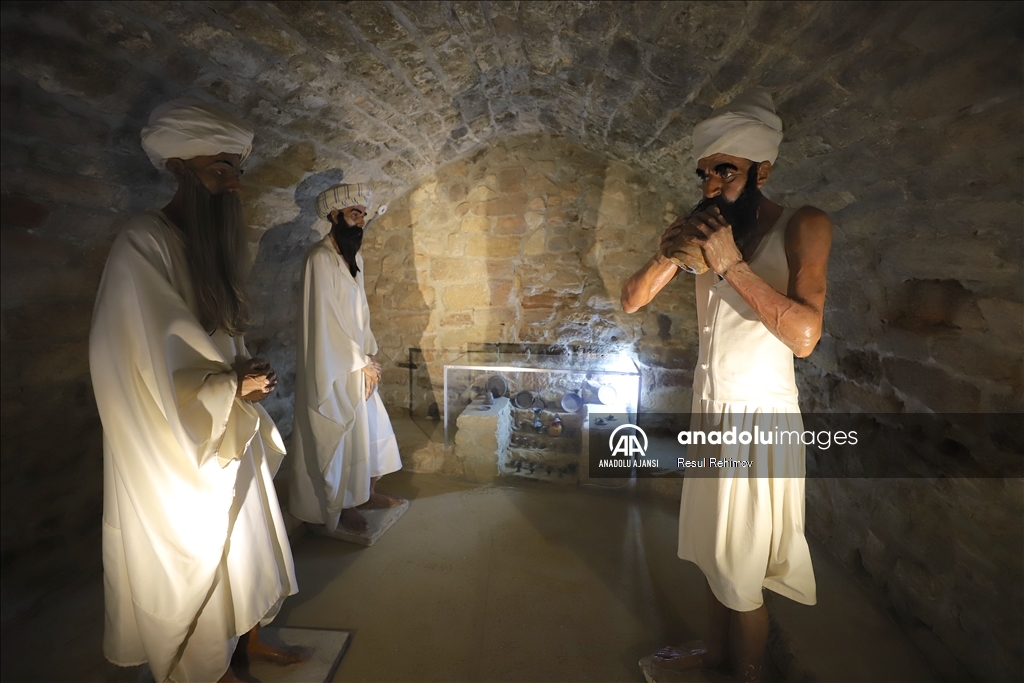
[691,154,773,248]
[333,205,367,229]
[329,205,367,278]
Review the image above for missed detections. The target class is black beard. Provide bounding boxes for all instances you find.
[330,215,363,278]
[179,168,250,335]
[690,163,762,248]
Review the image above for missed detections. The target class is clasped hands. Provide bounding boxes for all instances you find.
[235,358,277,402]
[362,356,381,400]
[235,357,380,402]
[660,206,745,277]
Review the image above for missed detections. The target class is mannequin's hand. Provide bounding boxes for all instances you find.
[235,358,277,402]
[659,214,705,252]
[362,360,380,400]
[691,206,744,276]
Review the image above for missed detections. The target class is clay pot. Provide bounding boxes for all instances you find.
[548,417,563,437]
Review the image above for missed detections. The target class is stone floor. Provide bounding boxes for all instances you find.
[1,463,939,682]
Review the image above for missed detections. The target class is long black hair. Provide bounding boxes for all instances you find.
[178,167,251,335]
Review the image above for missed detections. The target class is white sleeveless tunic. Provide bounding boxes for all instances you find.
[677,207,817,611]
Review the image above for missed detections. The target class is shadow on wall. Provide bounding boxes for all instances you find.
[241,135,704,432]
[0,80,181,623]
[247,169,346,442]
[365,135,698,422]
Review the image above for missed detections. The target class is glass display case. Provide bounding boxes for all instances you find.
[443,349,641,483]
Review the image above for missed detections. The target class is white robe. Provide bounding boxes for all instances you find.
[289,237,402,532]
[90,210,297,682]
[677,207,816,612]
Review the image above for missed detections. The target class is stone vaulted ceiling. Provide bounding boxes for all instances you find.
[3,1,1021,229]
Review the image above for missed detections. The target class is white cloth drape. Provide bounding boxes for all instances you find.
[677,207,816,612]
[289,238,401,532]
[90,210,297,682]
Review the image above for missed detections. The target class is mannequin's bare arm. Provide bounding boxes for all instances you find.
[621,254,680,313]
[694,207,832,357]
[621,216,704,312]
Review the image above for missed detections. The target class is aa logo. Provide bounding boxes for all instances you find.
[608,424,648,458]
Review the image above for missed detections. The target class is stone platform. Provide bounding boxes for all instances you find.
[454,396,512,483]
[248,626,351,683]
[311,499,410,546]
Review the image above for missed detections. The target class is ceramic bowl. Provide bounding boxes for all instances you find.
[486,375,508,398]
[514,391,534,410]
[560,392,583,413]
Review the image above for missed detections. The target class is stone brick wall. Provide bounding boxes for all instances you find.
[1,102,169,619]
[762,6,1024,678]
[246,133,700,443]
[359,135,697,418]
[1,1,1021,678]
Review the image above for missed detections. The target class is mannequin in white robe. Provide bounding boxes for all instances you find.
[92,211,298,682]
[91,99,305,683]
[289,186,403,535]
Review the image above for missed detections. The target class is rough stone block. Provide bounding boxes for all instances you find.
[882,358,981,413]
[482,194,528,217]
[1,168,124,210]
[465,234,522,258]
[455,397,511,483]
[430,257,486,282]
[930,333,1022,383]
[494,216,526,234]
[832,380,905,414]
[1,229,78,267]
[496,166,525,191]
[483,259,515,280]
[467,183,498,202]
[521,291,572,311]
[977,298,1024,348]
[389,285,434,311]
[3,28,131,100]
[1,340,91,387]
[547,235,572,252]
[456,429,499,452]
[1,299,94,342]
[485,281,513,308]
[522,306,555,325]
[441,283,491,310]
[440,312,473,328]
[0,193,50,228]
[522,229,546,255]
[525,173,559,196]
[0,258,106,304]
[879,236,1019,286]
[460,215,491,233]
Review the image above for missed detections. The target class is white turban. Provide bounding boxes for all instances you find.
[140,99,254,170]
[692,88,783,165]
[316,183,373,220]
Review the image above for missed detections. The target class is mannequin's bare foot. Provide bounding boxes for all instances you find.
[651,640,727,674]
[340,507,369,534]
[360,491,406,509]
[248,641,312,666]
[247,625,313,667]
